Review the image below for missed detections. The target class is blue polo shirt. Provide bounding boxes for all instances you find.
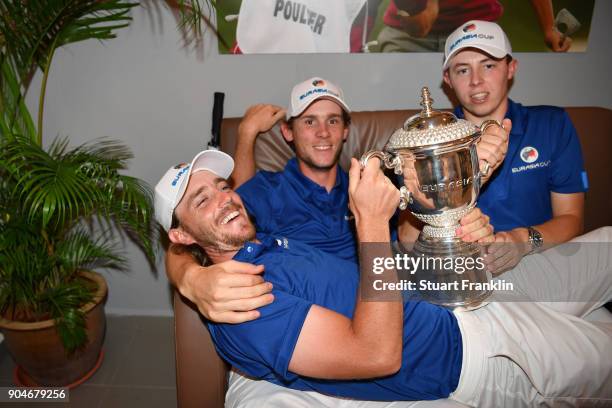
[237,158,357,261]
[455,99,588,232]
[207,234,462,401]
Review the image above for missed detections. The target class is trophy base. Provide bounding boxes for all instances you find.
[423,291,491,311]
[408,230,492,310]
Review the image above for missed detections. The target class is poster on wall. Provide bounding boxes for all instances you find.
[215,0,595,54]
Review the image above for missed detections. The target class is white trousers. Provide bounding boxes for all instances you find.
[451,227,612,407]
[226,227,612,408]
[226,369,466,408]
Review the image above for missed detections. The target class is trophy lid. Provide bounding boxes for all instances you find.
[387,87,477,150]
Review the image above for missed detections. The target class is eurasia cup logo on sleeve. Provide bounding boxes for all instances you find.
[520,146,539,163]
[513,146,549,174]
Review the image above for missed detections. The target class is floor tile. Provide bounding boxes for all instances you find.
[66,384,108,408]
[99,386,176,408]
[0,316,177,407]
[86,315,139,386]
[110,316,175,388]
[0,343,16,382]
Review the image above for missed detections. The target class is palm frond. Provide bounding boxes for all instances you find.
[1,135,156,258]
[55,307,88,354]
[111,175,156,255]
[43,282,92,353]
[0,220,57,320]
[55,228,127,273]
[2,137,102,229]
[0,1,138,143]
[0,58,37,142]
[0,0,137,90]
[162,0,226,50]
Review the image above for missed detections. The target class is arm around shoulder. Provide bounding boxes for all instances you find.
[166,243,273,323]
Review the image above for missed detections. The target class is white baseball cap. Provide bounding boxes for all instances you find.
[443,20,512,70]
[154,150,234,231]
[288,77,351,119]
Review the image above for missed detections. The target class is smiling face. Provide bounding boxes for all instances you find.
[169,171,255,256]
[282,99,349,174]
[443,48,517,123]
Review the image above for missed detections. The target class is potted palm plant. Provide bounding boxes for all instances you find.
[0,1,156,386]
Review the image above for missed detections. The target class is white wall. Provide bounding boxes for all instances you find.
[28,0,612,315]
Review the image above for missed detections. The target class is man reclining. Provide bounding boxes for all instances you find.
[155,150,612,406]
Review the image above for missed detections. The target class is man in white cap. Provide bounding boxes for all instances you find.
[165,77,498,325]
[155,150,612,407]
[442,20,587,273]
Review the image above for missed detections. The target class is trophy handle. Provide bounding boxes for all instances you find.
[398,186,412,210]
[478,119,503,178]
[359,150,403,175]
[359,150,412,210]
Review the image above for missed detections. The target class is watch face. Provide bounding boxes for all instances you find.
[529,228,543,248]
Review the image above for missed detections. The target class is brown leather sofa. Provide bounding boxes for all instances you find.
[173,107,612,408]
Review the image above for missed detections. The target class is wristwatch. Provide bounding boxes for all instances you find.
[527,227,543,253]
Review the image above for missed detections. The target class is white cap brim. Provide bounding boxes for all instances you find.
[289,95,351,119]
[443,44,510,71]
[287,94,351,119]
[190,149,234,180]
[155,149,234,231]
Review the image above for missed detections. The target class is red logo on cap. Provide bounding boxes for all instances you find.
[463,24,476,33]
[312,79,325,87]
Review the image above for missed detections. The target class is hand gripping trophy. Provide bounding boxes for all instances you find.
[361,87,501,309]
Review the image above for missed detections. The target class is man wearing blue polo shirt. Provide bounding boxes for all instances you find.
[233,78,360,262]
[442,20,588,272]
[155,150,612,407]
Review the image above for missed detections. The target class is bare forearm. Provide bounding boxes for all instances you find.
[537,214,583,243]
[513,214,583,245]
[230,104,286,188]
[230,132,257,188]
[290,160,403,378]
[165,244,199,290]
[348,169,403,369]
[514,190,584,245]
[166,244,271,322]
[353,221,402,371]
[530,0,555,34]
[290,220,403,379]
[350,303,403,377]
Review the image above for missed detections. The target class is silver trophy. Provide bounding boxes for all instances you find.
[361,87,500,309]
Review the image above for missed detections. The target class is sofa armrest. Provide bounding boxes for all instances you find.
[174,290,229,408]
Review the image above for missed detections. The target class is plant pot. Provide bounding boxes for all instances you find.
[0,271,107,387]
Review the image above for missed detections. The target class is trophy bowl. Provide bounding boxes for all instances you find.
[361,87,501,309]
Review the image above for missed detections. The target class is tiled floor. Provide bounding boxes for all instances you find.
[0,315,176,407]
